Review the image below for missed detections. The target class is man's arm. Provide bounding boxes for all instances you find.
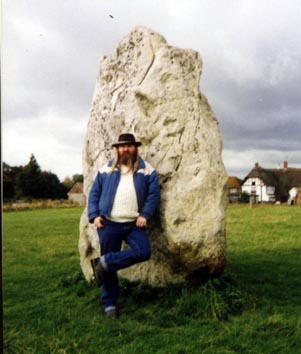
[88,172,103,223]
[139,170,160,221]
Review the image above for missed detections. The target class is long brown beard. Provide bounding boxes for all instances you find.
[118,149,138,167]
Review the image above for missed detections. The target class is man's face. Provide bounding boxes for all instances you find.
[117,144,137,165]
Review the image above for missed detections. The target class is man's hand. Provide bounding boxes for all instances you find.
[136,216,147,228]
[94,216,104,228]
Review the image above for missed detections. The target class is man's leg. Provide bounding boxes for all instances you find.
[97,223,123,311]
[103,224,151,272]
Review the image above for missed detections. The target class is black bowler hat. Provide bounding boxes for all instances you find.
[112,133,142,148]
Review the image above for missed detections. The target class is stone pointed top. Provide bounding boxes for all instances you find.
[130,25,166,37]
[123,25,167,42]
[110,25,169,65]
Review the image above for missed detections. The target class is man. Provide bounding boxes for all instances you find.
[88,133,160,318]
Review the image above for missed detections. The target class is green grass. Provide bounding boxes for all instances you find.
[3,205,301,353]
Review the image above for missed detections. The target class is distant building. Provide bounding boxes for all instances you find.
[68,182,85,206]
[242,161,301,203]
[228,176,242,203]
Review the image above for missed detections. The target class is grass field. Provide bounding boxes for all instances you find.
[3,205,301,354]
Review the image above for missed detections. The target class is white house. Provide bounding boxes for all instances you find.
[242,163,276,203]
[242,161,301,203]
[242,178,275,203]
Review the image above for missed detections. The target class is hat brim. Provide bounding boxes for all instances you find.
[112,141,142,148]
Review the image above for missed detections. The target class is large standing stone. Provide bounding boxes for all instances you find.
[79,26,228,285]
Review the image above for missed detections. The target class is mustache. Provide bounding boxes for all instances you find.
[117,150,138,165]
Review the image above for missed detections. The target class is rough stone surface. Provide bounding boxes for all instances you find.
[79,26,228,285]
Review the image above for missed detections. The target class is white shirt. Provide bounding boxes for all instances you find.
[108,165,139,222]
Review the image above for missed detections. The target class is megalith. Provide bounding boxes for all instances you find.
[79,26,228,285]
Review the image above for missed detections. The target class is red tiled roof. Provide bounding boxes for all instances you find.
[228,176,242,189]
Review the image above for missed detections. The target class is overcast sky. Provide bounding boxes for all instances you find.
[2,0,301,180]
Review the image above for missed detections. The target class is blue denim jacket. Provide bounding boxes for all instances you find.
[88,158,160,223]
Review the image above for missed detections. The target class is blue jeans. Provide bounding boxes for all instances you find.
[97,219,151,309]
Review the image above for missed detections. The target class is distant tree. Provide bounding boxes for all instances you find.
[5,156,72,200]
[16,154,45,199]
[63,177,73,190]
[277,174,290,202]
[239,191,250,204]
[42,171,66,199]
[72,174,83,183]
[3,162,24,200]
[3,174,15,200]
[58,182,69,199]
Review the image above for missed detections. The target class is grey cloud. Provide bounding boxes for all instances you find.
[203,51,301,153]
[3,0,301,179]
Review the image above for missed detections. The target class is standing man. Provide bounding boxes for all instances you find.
[88,133,160,318]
